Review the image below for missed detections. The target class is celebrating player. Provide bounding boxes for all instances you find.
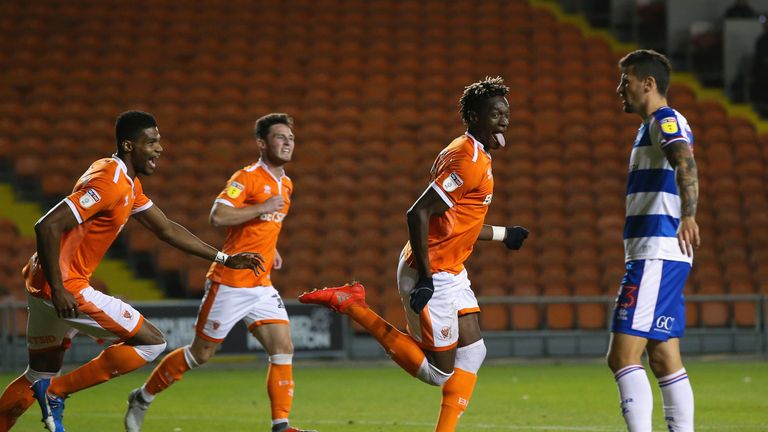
[0,111,265,432]
[124,113,315,432]
[299,77,528,431]
[608,50,700,432]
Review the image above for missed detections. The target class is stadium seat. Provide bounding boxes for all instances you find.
[700,302,730,327]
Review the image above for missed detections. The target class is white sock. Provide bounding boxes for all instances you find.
[658,368,694,432]
[614,365,653,432]
[139,385,155,402]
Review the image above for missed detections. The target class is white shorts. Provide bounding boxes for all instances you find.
[27,287,144,352]
[397,256,480,351]
[195,280,290,343]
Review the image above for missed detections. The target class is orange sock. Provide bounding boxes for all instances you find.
[347,305,425,376]
[435,368,477,432]
[0,374,34,430]
[144,347,191,395]
[49,343,147,397]
[267,361,294,420]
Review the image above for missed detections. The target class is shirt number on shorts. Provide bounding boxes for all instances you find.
[618,284,638,308]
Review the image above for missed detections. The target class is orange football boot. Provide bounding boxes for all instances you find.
[298,282,367,313]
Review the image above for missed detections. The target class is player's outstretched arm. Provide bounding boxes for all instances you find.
[209,196,284,227]
[134,205,266,274]
[478,224,529,249]
[662,140,700,257]
[406,186,450,313]
[34,202,81,318]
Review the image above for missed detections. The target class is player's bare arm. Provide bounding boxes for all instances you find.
[209,196,284,227]
[406,187,450,313]
[478,224,529,249]
[133,205,266,274]
[662,140,700,256]
[34,202,81,318]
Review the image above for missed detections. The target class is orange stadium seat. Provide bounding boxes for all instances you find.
[543,284,575,330]
[1,0,763,337]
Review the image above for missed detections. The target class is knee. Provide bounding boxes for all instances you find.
[416,362,453,386]
[272,340,294,356]
[188,345,214,365]
[606,349,630,373]
[455,340,486,374]
[647,352,677,377]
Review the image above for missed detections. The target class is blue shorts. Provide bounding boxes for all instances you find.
[610,259,691,341]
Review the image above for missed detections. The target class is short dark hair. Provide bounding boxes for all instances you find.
[619,49,672,96]
[458,76,509,125]
[254,113,293,141]
[115,111,157,151]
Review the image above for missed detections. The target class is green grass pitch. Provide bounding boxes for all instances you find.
[4,358,767,431]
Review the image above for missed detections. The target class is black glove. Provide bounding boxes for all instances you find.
[409,277,434,314]
[503,226,529,250]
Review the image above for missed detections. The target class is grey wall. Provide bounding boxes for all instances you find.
[667,0,768,55]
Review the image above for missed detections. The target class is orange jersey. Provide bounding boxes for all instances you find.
[206,160,292,287]
[405,134,494,274]
[25,156,153,299]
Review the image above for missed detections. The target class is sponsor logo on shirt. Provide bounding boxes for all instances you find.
[226,181,245,199]
[442,172,463,192]
[79,188,101,208]
[260,212,287,222]
[660,117,679,134]
[483,194,493,205]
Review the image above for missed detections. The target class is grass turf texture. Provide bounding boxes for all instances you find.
[4,359,767,431]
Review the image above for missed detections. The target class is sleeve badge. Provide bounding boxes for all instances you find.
[442,172,464,192]
[226,181,245,199]
[79,189,101,208]
[660,117,679,134]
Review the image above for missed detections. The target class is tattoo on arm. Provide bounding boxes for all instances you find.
[663,141,699,218]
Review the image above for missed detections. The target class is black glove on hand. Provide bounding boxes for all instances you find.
[409,277,434,314]
[503,226,529,250]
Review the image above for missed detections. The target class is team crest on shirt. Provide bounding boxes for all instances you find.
[79,189,101,208]
[660,117,679,134]
[226,181,244,199]
[264,185,271,194]
[442,172,463,192]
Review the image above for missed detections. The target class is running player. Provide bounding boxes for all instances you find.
[0,111,264,432]
[124,113,314,432]
[609,50,700,432]
[300,77,529,431]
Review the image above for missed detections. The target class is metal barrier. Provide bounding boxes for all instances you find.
[1,294,766,371]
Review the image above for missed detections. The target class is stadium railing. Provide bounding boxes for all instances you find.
[1,295,766,371]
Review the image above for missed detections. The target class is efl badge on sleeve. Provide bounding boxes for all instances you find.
[660,117,679,134]
[79,189,101,208]
[442,172,463,192]
[226,181,244,199]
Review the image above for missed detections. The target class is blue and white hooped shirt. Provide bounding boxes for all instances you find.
[624,106,694,264]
